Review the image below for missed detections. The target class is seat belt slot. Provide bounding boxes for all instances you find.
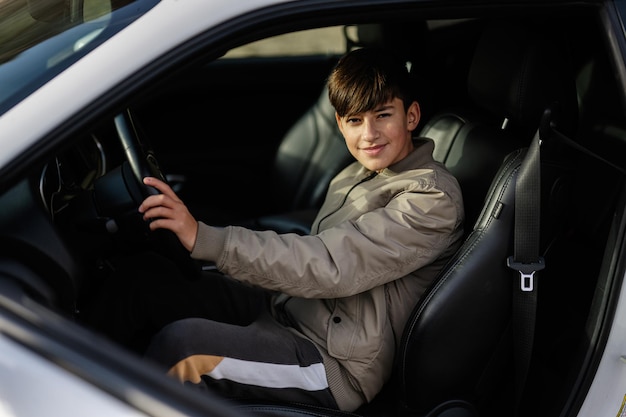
[507,256,545,292]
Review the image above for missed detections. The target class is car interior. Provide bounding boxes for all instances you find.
[1,3,625,417]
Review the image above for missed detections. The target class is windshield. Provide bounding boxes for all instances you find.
[0,0,159,115]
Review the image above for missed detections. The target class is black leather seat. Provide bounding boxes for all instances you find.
[252,84,353,234]
[388,20,576,417]
[236,19,577,417]
[270,87,353,214]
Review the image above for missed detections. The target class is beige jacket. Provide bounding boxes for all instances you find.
[191,138,465,409]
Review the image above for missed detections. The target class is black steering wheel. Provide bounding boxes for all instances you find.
[111,109,201,279]
[113,109,166,199]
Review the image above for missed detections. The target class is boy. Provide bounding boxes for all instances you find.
[136,47,464,411]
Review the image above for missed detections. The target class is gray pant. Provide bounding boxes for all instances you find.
[145,308,337,408]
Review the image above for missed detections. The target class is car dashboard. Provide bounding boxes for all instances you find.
[0,120,155,318]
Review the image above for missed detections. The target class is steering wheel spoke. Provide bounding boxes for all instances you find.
[114,109,166,197]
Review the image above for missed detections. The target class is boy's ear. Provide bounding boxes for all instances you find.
[335,112,345,135]
[407,101,421,131]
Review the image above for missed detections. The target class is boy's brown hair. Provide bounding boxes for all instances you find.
[327,47,414,117]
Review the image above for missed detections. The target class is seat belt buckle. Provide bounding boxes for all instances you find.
[507,256,545,292]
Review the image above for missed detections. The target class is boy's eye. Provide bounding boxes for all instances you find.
[346,117,361,124]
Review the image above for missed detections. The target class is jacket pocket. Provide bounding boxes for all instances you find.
[326,287,388,362]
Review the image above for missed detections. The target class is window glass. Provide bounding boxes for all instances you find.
[84,0,112,20]
[223,26,346,58]
[0,0,157,115]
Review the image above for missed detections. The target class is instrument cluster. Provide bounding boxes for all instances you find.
[39,134,107,220]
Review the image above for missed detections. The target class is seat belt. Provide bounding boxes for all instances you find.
[506,107,626,414]
[506,109,550,413]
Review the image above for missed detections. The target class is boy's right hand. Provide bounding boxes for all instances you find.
[138,177,198,252]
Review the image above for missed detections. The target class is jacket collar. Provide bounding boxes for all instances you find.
[373,138,436,176]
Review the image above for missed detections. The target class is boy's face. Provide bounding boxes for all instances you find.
[336,98,420,172]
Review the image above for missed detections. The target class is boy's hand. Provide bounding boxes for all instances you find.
[138,177,198,252]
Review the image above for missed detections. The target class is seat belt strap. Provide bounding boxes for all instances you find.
[507,109,550,413]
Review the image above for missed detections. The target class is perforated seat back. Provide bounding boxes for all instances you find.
[397,149,523,414]
[396,20,578,415]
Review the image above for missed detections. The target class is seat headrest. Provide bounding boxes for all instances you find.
[467,21,578,133]
[353,22,433,115]
[354,21,426,64]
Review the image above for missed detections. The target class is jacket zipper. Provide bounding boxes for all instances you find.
[313,171,378,233]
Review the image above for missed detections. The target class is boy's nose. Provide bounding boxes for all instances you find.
[362,119,379,140]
